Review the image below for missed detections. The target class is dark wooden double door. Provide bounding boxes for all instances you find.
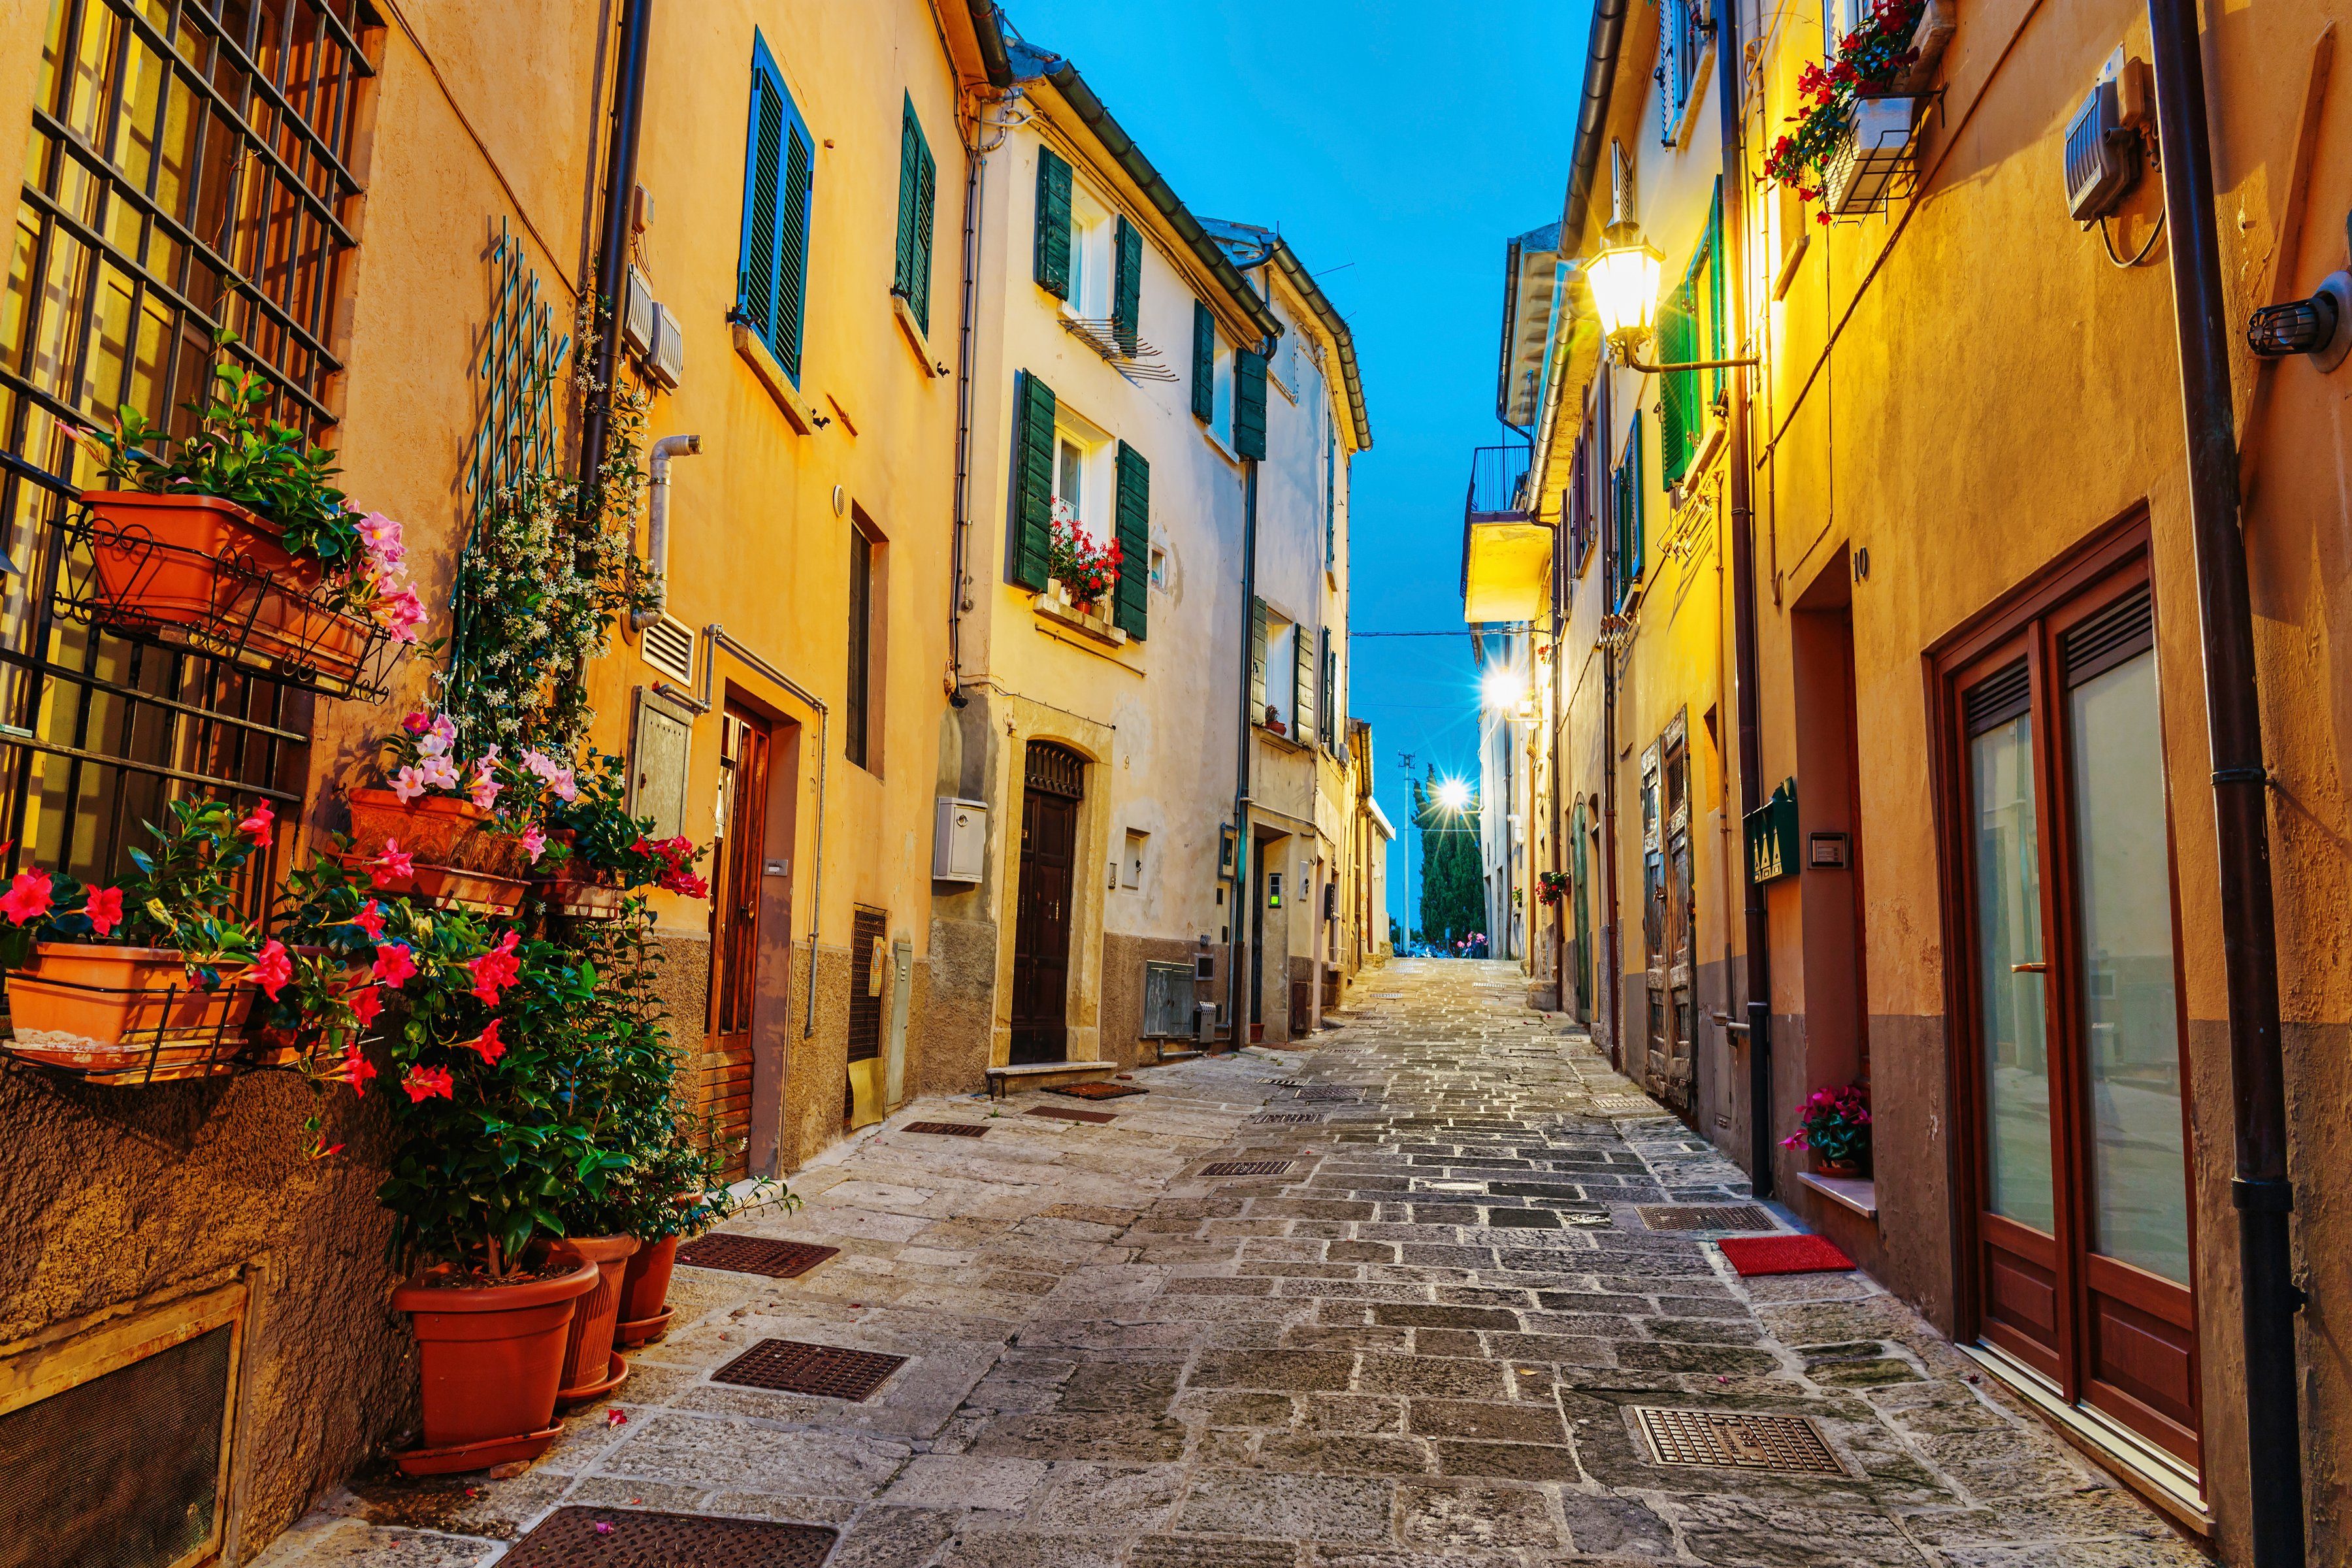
[1011,742,1085,1064]
[1943,546,2199,1467]
[706,703,773,1181]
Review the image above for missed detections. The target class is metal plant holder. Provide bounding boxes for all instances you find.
[59,502,405,702]
[1822,95,1921,217]
[2,965,293,1086]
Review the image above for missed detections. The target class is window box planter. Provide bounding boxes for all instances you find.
[538,872,630,921]
[3,943,259,1083]
[390,1243,601,1477]
[1821,95,1919,216]
[345,787,532,916]
[1034,578,1127,646]
[71,492,394,698]
[347,787,495,867]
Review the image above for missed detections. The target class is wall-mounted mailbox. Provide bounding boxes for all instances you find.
[932,796,987,882]
[1744,779,1799,884]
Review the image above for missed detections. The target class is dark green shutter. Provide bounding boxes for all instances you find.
[911,133,937,332]
[1233,348,1269,460]
[1320,629,1335,753]
[1112,216,1142,353]
[1113,442,1149,638]
[1191,301,1215,421]
[1011,372,1056,589]
[741,68,784,348]
[1034,146,1071,299]
[1293,621,1315,747]
[1324,432,1337,567]
[1250,598,1267,719]
[892,96,937,335]
[1658,291,1694,485]
[1705,188,1725,402]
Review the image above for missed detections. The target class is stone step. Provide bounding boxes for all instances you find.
[983,1060,1118,1100]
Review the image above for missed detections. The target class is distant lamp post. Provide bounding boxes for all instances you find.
[1434,777,1472,813]
[1480,666,1527,713]
[1586,218,1759,378]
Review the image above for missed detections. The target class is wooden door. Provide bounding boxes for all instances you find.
[704,705,770,1180]
[1947,559,2199,1467]
[1011,742,1083,1064]
[1660,721,1696,1117]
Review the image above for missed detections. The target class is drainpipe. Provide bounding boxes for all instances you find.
[629,434,701,631]
[1550,491,1567,1012]
[2144,1,2305,1559]
[578,0,653,485]
[1715,0,1774,1198]
[1598,373,1623,1073]
[947,90,1002,708]
[1228,453,1262,1047]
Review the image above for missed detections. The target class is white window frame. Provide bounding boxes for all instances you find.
[1066,184,1115,321]
[1049,403,1114,546]
[1262,609,1296,734]
[1208,336,1237,457]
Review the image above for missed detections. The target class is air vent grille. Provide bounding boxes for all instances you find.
[2063,583,2153,686]
[642,614,694,684]
[1963,660,2031,734]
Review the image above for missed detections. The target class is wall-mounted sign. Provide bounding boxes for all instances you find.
[1808,832,1850,870]
[1745,779,1799,884]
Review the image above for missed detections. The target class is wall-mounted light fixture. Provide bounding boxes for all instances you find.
[1586,219,1759,377]
[2248,272,2352,371]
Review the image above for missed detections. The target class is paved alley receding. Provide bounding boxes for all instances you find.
[259,960,2198,1568]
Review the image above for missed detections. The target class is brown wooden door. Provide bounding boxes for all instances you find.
[704,705,770,1180]
[1947,558,2199,1467]
[1011,742,1083,1064]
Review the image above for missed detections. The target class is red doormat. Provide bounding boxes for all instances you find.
[1046,1081,1145,1100]
[1717,1233,1855,1277]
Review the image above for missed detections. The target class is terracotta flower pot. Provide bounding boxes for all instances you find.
[391,1245,599,1475]
[1812,1152,1868,1178]
[615,1234,678,1348]
[555,1233,638,1407]
[4,943,257,1077]
[347,787,492,866]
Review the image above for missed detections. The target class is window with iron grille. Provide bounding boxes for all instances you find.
[0,0,375,906]
[846,906,886,1062]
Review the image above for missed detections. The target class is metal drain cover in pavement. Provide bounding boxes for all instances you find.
[1201,1160,1293,1177]
[903,1120,987,1137]
[675,1234,840,1278]
[1047,1081,1146,1099]
[500,1506,836,1567]
[1025,1105,1116,1124]
[1632,1407,1846,1475]
[1248,1112,1319,1124]
[1271,1078,1307,1086]
[712,1338,909,1401]
[1590,1094,1659,1114]
[1296,1086,1360,1101]
[1639,1203,1777,1232]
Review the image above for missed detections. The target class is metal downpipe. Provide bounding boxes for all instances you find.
[1228,452,1262,1046]
[578,0,653,484]
[2144,0,2305,1558]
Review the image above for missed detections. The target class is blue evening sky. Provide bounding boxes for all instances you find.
[1000,0,1591,934]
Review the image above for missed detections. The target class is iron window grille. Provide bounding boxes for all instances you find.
[0,0,378,907]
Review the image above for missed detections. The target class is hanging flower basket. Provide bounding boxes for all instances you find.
[66,493,402,700]
[4,943,260,1083]
[1820,95,1919,216]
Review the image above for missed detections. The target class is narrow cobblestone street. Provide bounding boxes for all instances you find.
[261,962,2198,1567]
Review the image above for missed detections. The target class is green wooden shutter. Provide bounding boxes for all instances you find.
[1319,629,1335,753]
[1250,598,1267,719]
[1191,301,1215,421]
[892,97,938,335]
[893,97,919,303]
[1034,146,1071,299]
[1658,293,1694,485]
[1627,412,1644,585]
[1705,188,1725,403]
[740,37,813,385]
[1234,348,1269,461]
[1011,372,1056,589]
[775,116,814,382]
[1113,441,1149,638]
[1293,623,1315,747]
[911,133,937,332]
[1112,216,1142,354]
[1324,431,1337,568]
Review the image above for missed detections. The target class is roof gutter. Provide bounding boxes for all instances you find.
[964,0,1013,87]
[1265,239,1372,451]
[1026,54,1282,343]
[1561,0,1633,244]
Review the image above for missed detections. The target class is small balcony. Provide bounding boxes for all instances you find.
[1460,444,1553,625]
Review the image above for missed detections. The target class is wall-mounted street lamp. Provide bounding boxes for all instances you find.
[1587,219,1759,377]
[2247,271,2352,372]
[1480,666,1528,713]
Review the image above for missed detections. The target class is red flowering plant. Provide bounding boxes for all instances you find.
[1535,870,1571,908]
[536,751,710,898]
[1046,510,1123,615]
[0,796,277,990]
[1781,1083,1872,1169]
[1761,0,1925,211]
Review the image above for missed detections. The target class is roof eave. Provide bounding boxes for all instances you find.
[1263,238,1373,453]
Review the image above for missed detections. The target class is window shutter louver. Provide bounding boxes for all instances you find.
[1191,301,1215,421]
[893,96,938,335]
[1319,629,1335,754]
[1294,621,1316,747]
[1324,430,1337,567]
[1113,216,1142,354]
[740,37,814,387]
[1705,189,1725,402]
[1034,146,1072,298]
[1250,598,1267,718]
[1658,295,1694,485]
[1113,442,1150,639]
[911,134,937,332]
[741,67,785,348]
[893,99,919,302]
[1629,411,1644,583]
[1234,348,1269,460]
[1011,372,1056,589]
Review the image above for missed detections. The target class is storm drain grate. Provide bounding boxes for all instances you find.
[1639,1203,1778,1232]
[1047,1081,1146,1100]
[1201,1160,1293,1177]
[1590,1094,1660,1115]
[675,1235,840,1279]
[903,1121,987,1137]
[711,1339,909,1402]
[1296,1086,1362,1102]
[1271,1078,1307,1086]
[499,1506,837,1567]
[1025,1105,1116,1124]
[1631,1406,1846,1475]
[1248,1112,1320,1124]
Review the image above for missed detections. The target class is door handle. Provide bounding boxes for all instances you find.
[2011,961,2048,973]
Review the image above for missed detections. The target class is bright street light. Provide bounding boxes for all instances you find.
[1480,666,1527,711]
[1586,220,1663,350]
[1434,777,1472,813]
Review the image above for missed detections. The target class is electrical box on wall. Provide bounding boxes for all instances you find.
[1267,873,1283,908]
[932,797,987,882]
[2065,52,2144,224]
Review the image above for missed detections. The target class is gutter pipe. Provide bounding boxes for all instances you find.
[947,90,996,706]
[579,0,653,485]
[629,434,701,631]
[1598,373,1623,1072]
[700,625,830,1041]
[1562,0,1633,241]
[1228,446,1262,1045]
[1715,0,1773,1198]
[2144,1,2306,1558]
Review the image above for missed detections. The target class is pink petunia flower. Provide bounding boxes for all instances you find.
[237,800,274,845]
[82,885,122,937]
[401,1064,453,1102]
[248,938,293,1000]
[0,868,53,925]
[372,840,414,889]
[346,983,382,1026]
[467,766,501,811]
[371,942,417,987]
[337,1043,376,1098]
[401,711,433,737]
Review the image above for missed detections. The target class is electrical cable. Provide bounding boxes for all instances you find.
[2099,207,2166,268]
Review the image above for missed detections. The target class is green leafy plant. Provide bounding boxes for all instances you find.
[539,751,709,897]
[1782,1083,1872,1167]
[1761,0,1925,206]
[1535,870,1571,908]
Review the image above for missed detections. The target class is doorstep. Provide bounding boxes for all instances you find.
[1960,1341,2213,1537]
[984,1060,1118,1099]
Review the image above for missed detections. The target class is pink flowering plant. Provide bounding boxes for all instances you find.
[1782,1083,1872,1168]
[538,751,710,898]
[64,329,427,640]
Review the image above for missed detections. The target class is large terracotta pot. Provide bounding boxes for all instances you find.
[555,1233,638,1407]
[391,1245,598,1475]
[615,1235,678,1348]
[347,787,491,866]
[4,943,257,1078]
[82,491,368,679]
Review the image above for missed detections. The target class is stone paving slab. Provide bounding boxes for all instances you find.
[252,962,2202,1568]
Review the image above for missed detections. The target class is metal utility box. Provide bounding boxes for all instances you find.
[2064,78,2138,223]
[932,796,987,882]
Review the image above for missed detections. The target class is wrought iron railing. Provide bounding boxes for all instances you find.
[1465,443,1535,520]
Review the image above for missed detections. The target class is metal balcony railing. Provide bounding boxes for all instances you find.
[1465,444,1535,522]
